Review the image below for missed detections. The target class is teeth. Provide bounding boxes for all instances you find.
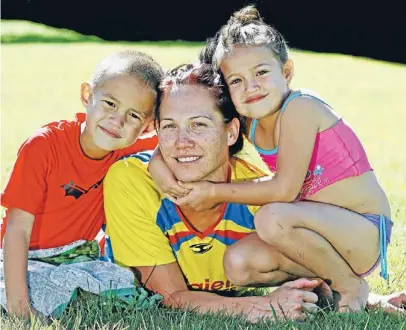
[177,156,200,163]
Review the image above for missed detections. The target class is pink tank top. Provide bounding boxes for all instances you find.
[249,90,373,201]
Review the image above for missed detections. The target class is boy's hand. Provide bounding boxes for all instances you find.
[7,299,38,319]
[176,181,218,211]
[154,172,190,202]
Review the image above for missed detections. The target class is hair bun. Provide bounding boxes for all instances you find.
[232,5,262,24]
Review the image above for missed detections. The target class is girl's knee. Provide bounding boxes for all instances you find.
[254,203,295,243]
[224,241,282,286]
[223,246,252,285]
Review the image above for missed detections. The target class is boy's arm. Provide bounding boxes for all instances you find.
[1,133,51,316]
[3,208,35,317]
[1,133,50,213]
[148,148,191,200]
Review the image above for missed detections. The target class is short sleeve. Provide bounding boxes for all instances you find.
[104,157,176,267]
[120,133,158,156]
[1,134,50,215]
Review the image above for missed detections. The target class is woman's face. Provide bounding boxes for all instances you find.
[157,85,238,182]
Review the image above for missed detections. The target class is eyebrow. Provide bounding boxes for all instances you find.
[102,93,146,118]
[160,115,213,121]
[103,93,119,102]
[225,63,271,80]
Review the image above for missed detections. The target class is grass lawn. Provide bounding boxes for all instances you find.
[1,21,405,329]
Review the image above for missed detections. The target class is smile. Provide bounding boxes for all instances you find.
[176,156,201,163]
[244,94,267,104]
[99,126,121,139]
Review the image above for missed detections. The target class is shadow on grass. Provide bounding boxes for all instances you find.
[2,34,105,43]
[1,20,205,47]
[2,20,103,43]
[2,35,205,48]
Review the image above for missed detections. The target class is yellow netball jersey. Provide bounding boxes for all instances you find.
[105,154,268,294]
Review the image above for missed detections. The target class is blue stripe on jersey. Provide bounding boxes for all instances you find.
[208,234,238,246]
[156,199,182,233]
[119,151,154,162]
[223,204,255,229]
[171,234,196,252]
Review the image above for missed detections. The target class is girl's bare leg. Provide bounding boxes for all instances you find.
[253,201,380,311]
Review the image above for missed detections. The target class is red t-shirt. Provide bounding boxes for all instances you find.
[0,113,157,249]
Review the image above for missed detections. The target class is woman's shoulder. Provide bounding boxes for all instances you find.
[107,155,150,181]
[105,155,164,205]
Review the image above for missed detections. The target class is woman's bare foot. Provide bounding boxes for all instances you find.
[335,277,369,312]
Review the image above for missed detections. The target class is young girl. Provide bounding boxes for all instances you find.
[148,6,393,312]
[1,49,163,317]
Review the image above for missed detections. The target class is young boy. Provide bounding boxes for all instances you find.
[0,49,163,317]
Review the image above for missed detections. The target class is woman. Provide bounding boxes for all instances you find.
[104,63,329,322]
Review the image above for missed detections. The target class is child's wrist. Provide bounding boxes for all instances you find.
[212,183,222,204]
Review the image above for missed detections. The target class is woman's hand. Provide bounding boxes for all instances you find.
[240,278,323,323]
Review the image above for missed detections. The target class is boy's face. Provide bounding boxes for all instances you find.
[81,75,156,157]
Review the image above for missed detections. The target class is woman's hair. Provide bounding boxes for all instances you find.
[204,5,289,68]
[155,63,244,156]
[90,49,164,91]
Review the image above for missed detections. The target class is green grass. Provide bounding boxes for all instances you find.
[1,20,103,43]
[1,295,405,330]
[1,22,406,329]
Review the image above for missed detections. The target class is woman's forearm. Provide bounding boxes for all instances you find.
[166,289,250,316]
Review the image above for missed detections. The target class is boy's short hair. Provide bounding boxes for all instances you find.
[90,50,164,90]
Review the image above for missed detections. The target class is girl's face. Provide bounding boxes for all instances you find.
[220,45,294,120]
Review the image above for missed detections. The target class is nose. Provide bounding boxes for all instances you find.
[109,110,125,128]
[175,129,195,149]
[245,77,260,93]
